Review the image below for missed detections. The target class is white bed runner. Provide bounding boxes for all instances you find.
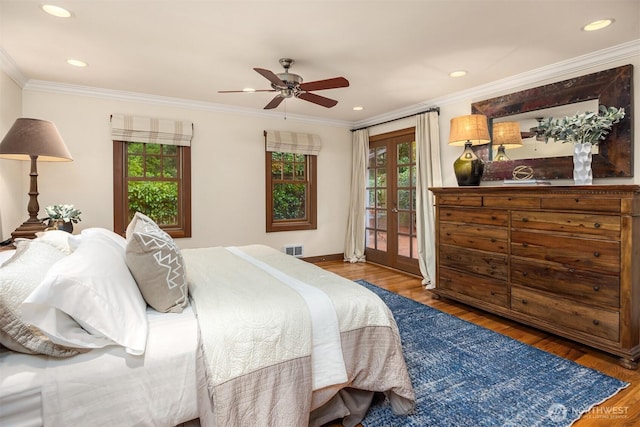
[226,246,347,390]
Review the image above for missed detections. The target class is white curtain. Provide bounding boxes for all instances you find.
[343,129,369,263]
[415,111,442,288]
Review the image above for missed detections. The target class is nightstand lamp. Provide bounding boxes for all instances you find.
[0,118,73,240]
[492,121,523,161]
[448,114,490,186]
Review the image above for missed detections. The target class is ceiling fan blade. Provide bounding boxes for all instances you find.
[299,77,349,92]
[264,95,285,109]
[254,68,286,87]
[297,92,338,108]
[218,89,276,93]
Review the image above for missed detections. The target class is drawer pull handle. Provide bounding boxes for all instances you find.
[593,252,600,258]
[446,212,451,216]
[522,271,528,276]
[594,222,601,228]
[491,215,496,220]
[490,238,496,242]
[521,217,529,222]
[593,319,600,326]
[522,242,528,248]
[568,268,575,273]
[490,291,496,296]
[593,286,600,291]
[521,299,528,305]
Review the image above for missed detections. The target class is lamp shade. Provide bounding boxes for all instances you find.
[492,121,523,149]
[0,118,72,161]
[448,114,490,146]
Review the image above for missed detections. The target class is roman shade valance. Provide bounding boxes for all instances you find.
[264,130,322,155]
[111,114,193,146]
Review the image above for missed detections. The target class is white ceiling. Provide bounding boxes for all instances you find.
[1,1,639,127]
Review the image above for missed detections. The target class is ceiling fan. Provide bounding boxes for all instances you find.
[219,58,349,110]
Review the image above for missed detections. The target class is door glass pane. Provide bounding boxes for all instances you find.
[398,234,410,257]
[376,231,387,251]
[376,189,387,208]
[376,147,387,166]
[398,211,411,233]
[376,168,387,187]
[366,229,375,249]
[366,209,376,227]
[376,211,387,231]
[398,142,410,164]
[398,166,409,187]
[398,189,410,210]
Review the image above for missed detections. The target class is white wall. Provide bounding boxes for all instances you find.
[0,69,24,241]
[20,90,352,256]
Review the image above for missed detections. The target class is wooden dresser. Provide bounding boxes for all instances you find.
[429,185,640,369]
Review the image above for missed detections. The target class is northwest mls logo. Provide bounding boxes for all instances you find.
[548,403,568,422]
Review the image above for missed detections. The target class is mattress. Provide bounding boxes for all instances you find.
[0,305,200,427]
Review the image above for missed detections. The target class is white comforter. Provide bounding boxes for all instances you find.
[183,244,415,427]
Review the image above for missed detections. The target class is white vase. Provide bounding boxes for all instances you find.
[573,142,593,185]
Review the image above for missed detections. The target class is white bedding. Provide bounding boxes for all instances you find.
[0,305,199,427]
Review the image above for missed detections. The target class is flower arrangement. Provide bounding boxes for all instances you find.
[537,105,625,145]
[45,204,82,224]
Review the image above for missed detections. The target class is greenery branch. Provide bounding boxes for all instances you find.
[537,105,625,145]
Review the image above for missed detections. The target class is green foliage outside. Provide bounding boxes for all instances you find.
[128,181,178,224]
[127,142,179,225]
[272,151,307,221]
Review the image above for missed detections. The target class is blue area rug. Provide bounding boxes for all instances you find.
[355,280,629,427]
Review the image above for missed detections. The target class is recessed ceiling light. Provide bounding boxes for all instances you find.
[449,70,467,78]
[353,106,364,111]
[42,4,72,18]
[583,19,613,31]
[243,88,256,93]
[67,59,87,67]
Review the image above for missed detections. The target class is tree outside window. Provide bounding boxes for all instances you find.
[266,151,317,232]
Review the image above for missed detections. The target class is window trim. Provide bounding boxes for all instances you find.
[113,140,192,238]
[265,151,317,232]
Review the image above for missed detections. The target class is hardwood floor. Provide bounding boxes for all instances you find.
[314,260,640,427]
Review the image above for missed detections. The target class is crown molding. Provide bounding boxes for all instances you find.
[352,39,640,129]
[21,80,352,128]
[0,47,28,87]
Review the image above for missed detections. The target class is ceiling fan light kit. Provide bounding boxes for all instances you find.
[220,58,349,110]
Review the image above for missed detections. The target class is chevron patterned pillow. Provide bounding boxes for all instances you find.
[125,212,188,313]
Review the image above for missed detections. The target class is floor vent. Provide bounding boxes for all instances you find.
[284,244,304,258]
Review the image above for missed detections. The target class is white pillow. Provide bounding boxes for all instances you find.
[0,239,81,356]
[22,231,148,355]
[32,229,74,254]
[68,227,127,252]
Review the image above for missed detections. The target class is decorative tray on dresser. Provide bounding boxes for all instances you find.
[429,185,640,369]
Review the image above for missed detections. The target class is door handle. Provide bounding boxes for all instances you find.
[391,207,398,213]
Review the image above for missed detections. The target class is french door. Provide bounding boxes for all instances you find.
[365,128,420,275]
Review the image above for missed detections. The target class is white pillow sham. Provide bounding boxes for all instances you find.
[0,239,81,356]
[22,230,148,355]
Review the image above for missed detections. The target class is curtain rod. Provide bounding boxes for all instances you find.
[350,106,440,132]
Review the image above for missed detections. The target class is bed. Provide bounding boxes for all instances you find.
[0,213,415,426]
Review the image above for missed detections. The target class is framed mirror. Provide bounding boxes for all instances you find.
[471,64,633,181]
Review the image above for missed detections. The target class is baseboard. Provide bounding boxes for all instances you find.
[302,253,344,263]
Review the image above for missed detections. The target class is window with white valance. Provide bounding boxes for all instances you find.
[264,130,319,232]
[110,114,193,146]
[264,130,322,155]
[111,114,192,238]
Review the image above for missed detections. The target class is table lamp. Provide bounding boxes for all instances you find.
[0,118,72,240]
[492,121,523,161]
[448,114,490,186]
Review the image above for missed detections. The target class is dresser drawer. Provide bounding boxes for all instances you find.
[511,211,620,238]
[511,231,620,274]
[540,197,622,213]
[440,222,508,253]
[510,258,620,307]
[440,245,508,280]
[439,267,508,308]
[511,286,619,342]
[437,195,482,207]
[483,196,540,209]
[440,207,508,227]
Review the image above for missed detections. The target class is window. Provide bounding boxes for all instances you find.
[266,151,317,232]
[111,114,192,238]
